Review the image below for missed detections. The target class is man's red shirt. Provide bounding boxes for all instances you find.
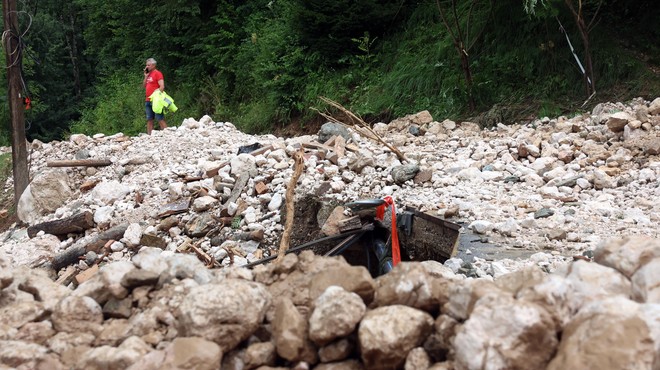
[145,69,164,101]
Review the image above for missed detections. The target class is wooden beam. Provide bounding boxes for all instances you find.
[27,211,95,238]
[3,0,29,203]
[47,159,112,167]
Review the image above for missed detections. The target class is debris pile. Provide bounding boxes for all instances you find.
[1,97,658,279]
[1,236,659,369]
[0,96,659,368]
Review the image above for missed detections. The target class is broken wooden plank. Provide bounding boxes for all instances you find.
[47,159,112,167]
[247,144,273,157]
[345,143,359,152]
[75,264,99,285]
[55,266,77,285]
[255,182,269,195]
[302,141,334,152]
[27,211,94,238]
[334,136,346,158]
[223,172,249,207]
[323,135,337,147]
[205,161,229,178]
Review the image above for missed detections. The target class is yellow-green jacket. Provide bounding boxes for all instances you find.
[149,90,178,114]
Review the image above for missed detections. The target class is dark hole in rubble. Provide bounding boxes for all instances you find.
[282,194,460,277]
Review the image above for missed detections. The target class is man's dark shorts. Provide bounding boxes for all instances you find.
[145,101,164,121]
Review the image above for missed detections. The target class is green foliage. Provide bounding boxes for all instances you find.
[70,73,146,136]
[70,72,199,136]
[0,0,658,145]
[289,0,404,61]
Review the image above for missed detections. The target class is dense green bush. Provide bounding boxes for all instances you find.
[70,72,198,136]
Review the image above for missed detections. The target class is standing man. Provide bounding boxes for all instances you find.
[143,58,168,134]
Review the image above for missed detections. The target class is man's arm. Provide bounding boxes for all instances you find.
[143,71,149,87]
[158,79,165,92]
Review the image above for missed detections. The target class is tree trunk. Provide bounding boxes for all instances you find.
[3,0,29,203]
[565,0,596,96]
[578,22,595,95]
[68,13,82,98]
[437,0,481,112]
[459,43,476,111]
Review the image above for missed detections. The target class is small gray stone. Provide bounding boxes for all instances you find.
[391,164,420,184]
[544,229,567,241]
[75,149,91,160]
[121,269,160,289]
[409,125,421,136]
[139,233,167,249]
[534,208,554,219]
[318,122,352,143]
[103,298,132,319]
[85,251,98,265]
[185,213,215,237]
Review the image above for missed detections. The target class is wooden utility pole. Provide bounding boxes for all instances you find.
[3,0,29,203]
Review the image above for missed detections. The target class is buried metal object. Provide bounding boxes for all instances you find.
[245,199,460,277]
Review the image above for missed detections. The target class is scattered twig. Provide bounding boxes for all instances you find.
[275,148,305,263]
[581,91,597,108]
[313,96,406,162]
[190,238,217,267]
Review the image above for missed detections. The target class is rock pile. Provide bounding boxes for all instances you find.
[1,236,659,369]
[0,95,659,368]
[1,97,658,281]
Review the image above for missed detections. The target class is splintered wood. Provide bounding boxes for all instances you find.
[275,148,305,263]
[314,96,406,162]
[337,216,362,232]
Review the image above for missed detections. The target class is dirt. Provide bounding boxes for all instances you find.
[271,116,324,138]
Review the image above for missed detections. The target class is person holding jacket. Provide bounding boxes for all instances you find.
[143,58,168,134]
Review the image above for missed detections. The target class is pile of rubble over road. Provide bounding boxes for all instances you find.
[1,236,659,369]
[1,97,659,278]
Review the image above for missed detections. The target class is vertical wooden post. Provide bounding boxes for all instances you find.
[3,0,29,203]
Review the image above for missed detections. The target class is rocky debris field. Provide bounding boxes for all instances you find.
[1,236,659,369]
[0,97,659,368]
[1,97,659,276]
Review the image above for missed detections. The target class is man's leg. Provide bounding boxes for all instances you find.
[145,101,155,135]
[158,119,168,130]
[147,119,154,135]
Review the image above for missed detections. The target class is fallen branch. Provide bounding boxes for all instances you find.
[47,159,112,167]
[275,148,305,263]
[52,245,85,270]
[313,96,406,162]
[190,240,216,267]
